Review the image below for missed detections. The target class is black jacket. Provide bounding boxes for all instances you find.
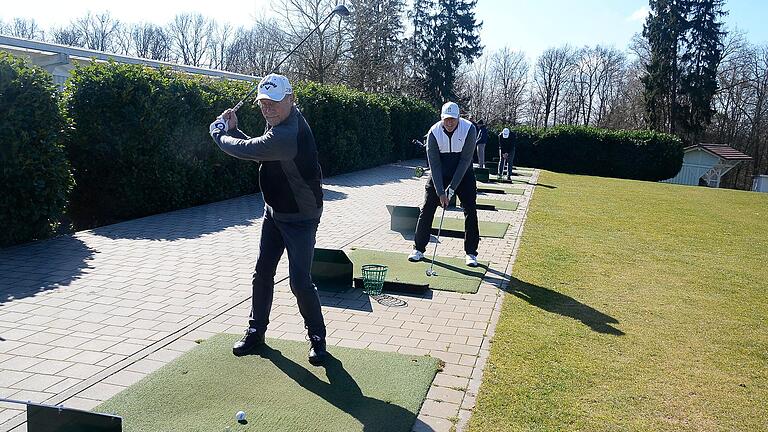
[211,106,323,221]
[498,134,514,154]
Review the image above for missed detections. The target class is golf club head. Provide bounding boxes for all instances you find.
[333,5,351,16]
[425,269,437,277]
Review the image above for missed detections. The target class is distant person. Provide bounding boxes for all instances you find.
[408,102,480,267]
[498,127,515,180]
[475,120,488,168]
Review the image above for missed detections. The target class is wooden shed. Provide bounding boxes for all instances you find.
[662,144,752,188]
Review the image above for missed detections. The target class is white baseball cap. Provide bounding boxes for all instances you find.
[440,102,460,119]
[255,73,293,102]
[502,128,510,138]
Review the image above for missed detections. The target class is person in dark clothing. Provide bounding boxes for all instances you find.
[498,127,515,180]
[475,120,489,168]
[408,102,480,267]
[209,73,327,365]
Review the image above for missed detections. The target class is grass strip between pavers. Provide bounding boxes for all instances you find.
[95,334,439,432]
[348,248,488,294]
[432,216,509,238]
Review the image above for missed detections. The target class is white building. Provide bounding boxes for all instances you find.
[662,143,752,188]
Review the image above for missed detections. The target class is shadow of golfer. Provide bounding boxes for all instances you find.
[255,347,422,432]
[503,276,624,336]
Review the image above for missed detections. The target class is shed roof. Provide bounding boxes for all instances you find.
[684,144,752,161]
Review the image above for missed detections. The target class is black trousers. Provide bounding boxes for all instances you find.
[413,172,479,256]
[249,212,326,339]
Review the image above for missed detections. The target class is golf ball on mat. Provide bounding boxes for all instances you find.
[236,411,246,421]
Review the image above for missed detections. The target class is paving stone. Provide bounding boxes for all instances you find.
[412,414,455,432]
[0,371,31,388]
[58,363,105,380]
[420,399,461,419]
[11,374,65,393]
[0,164,539,430]
[427,385,465,404]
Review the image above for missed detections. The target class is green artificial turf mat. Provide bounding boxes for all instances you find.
[476,198,519,211]
[477,185,525,195]
[95,334,439,432]
[348,249,488,294]
[485,177,532,184]
[457,197,520,211]
[432,217,509,238]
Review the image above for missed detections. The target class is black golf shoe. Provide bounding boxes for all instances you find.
[308,335,328,365]
[232,329,265,356]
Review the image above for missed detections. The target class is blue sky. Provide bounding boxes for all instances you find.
[477,0,768,60]
[2,0,766,61]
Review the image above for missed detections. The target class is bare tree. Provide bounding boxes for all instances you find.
[73,12,122,52]
[49,25,84,47]
[208,22,234,70]
[455,55,493,121]
[125,23,172,61]
[275,0,350,84]
[113,25,134,55]
[533,46,575,127]
[167,13,213,66]
[491,47,529,125]
[710,35,768,190]
[567,46,628,126]
[3,18,44,40]
[226,18,286,75]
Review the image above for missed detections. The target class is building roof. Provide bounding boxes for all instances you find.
[684,143,753,161]
[0,35,257,82]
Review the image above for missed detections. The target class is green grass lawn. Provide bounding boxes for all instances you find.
[468,171,768,432]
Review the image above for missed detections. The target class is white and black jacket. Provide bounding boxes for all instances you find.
[426,118,477,195]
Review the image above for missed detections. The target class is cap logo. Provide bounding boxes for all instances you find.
[261,81,278,90]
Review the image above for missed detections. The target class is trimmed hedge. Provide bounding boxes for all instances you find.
[486,125,683,181]
[296,83,436,176]
[0,52,73,247]
[62,62,436,229]
[375,94,436,162]
[62,62,264,229]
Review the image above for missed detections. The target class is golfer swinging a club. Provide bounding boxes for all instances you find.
[408,101,480,267]
[209,74,328,365]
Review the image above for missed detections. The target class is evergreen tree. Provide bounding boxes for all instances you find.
[409,0,437,98]
[410,0,483,106]
[642,0,726,142]
[678,0,727,143]
[642,0,686,134]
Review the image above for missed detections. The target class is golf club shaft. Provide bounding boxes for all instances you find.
[428,203,447,274]
[232,9,339,113]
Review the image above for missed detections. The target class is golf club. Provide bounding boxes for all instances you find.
[426,191,452,277]
[231,4,351,113]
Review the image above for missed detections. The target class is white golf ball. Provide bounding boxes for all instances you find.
[235,411,246,421]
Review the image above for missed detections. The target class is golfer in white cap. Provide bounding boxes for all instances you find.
[209,73,328,365]
[498,127,514,180]
[408,101,480,267]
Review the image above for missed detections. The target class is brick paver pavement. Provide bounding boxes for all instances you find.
[0,161,538,432]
